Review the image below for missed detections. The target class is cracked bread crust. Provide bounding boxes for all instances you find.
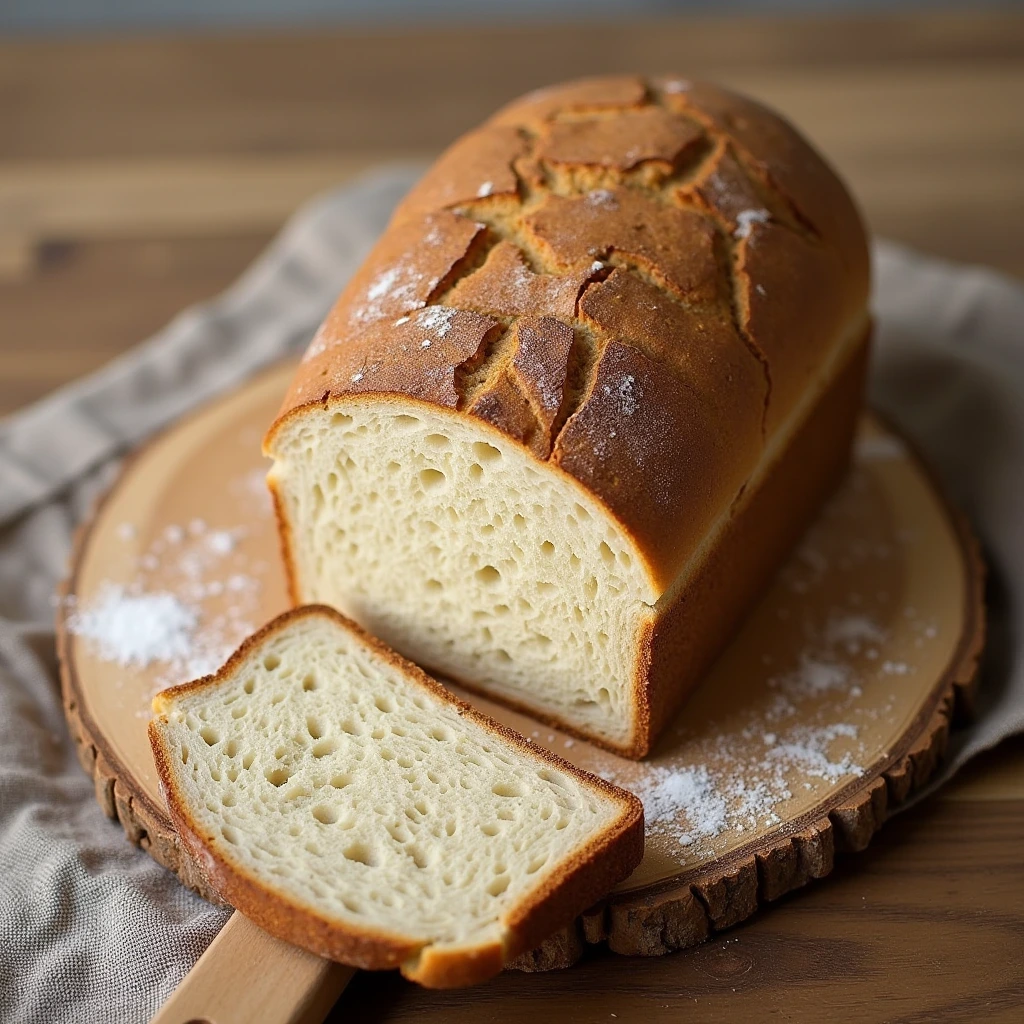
[270,75,869,595]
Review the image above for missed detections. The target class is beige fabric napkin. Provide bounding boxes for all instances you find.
[1,165,1022,1023]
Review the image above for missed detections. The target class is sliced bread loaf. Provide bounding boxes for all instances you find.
[149,605,644,988]
[264,75,870,758]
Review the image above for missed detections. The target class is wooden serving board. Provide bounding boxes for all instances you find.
[57,361,983,1020]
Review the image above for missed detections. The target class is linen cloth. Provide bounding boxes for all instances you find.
[1,166,1022,1023]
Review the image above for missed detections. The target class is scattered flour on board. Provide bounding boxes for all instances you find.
[67,584,197,669]
[609,720,865,851]
[67,502,267,694]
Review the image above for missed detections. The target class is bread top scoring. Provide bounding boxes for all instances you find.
[270,75,870,595]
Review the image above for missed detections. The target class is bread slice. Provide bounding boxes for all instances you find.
[149,605,643,988]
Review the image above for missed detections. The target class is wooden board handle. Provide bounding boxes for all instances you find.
[150,911,354,1024]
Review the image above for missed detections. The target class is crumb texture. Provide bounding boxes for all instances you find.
[152,612,628,958]
[270,409,651,748]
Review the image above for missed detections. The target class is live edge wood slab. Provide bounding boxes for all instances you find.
[56,361,985,996]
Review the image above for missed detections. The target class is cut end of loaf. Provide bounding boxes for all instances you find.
[149,606,643,987]
[266,400,657,754]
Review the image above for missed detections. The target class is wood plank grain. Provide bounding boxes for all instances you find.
[2,14,1022,160]
[0,156,411,239]
[0,234,269,415]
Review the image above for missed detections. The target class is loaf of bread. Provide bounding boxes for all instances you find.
[149,606,643,988]
[264,75,870,757]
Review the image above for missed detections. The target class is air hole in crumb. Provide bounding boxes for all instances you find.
[179,747,189,765]
[527,855,547,874]
[424,433,450,448]
[394,414,420,429]
[263,654,281,671]
[538,769,567,788]
[330,412,352,427]
[418,468,446,490]
[221,825,239,845]
[200,725,219,746]
[492,781,522,798]
[481,823,499,837]
[430,727,449,742]
[487,875,511,897]
[343,843,376,867]
[472,441,501,463]
[265,767,291,787]
[302,674,317,692]
[242,753,255,770]
[599,541,616,565]
[330,774,352,789]
[313,739,338,758]
[469,463,483,480]
[374,695,393,713]
[425,579,442,592]
[232,704,247,718]
[475,565,500,585]
[225,739,239,757]
[306,716,322,739]
[312,805,338,825]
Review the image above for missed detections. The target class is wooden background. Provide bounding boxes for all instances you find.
[3,11,1023,1021]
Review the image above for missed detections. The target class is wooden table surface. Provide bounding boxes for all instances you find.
[3,11,1023,1022]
